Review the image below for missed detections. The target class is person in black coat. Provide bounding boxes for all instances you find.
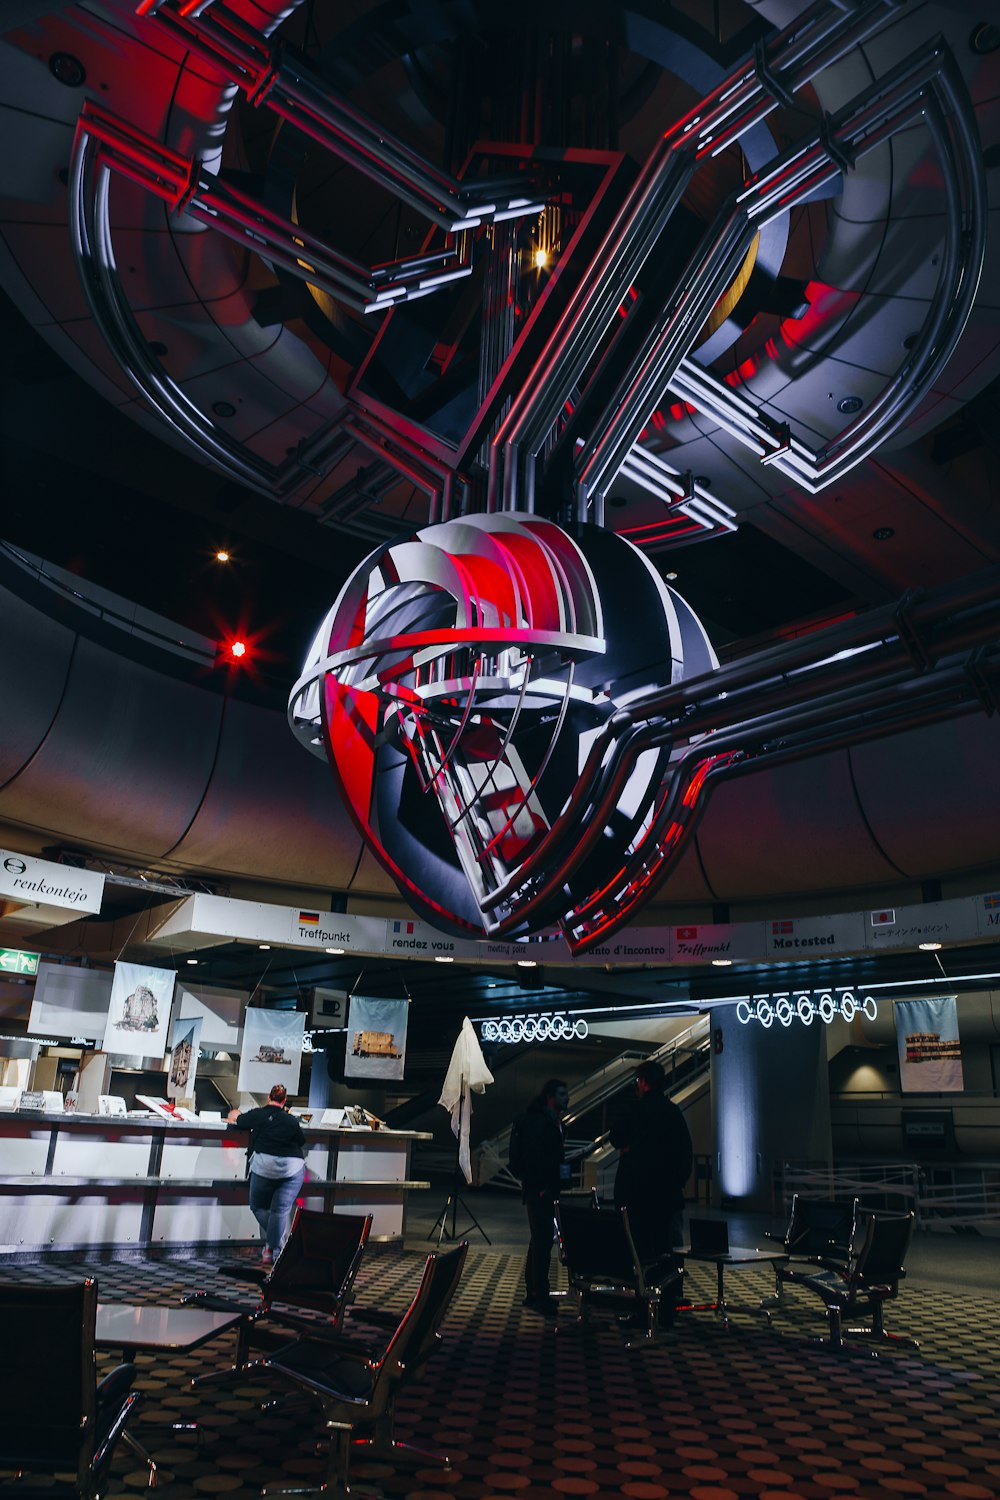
[610,1059,692,1289]
[518,1078,569,1316]
[227,1082,306,1263]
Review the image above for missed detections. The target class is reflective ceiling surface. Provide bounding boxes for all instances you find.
[2,0,1000,1027]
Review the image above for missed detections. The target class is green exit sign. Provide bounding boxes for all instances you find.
[0,948,39,976]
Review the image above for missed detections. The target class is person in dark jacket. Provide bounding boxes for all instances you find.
[519,1078,569,1316]
[610,1060,692,1313]
[227,1082,306,1262]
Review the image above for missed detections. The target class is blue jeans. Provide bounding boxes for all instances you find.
[249,1165,305,1252]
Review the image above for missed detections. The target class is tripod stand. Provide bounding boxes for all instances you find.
[428,1080,491,1247]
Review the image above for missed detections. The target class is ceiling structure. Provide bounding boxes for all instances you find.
[2,0,1000,1033]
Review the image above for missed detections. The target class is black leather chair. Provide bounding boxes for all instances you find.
[0,1279,145,1499]
[185,1206,373,1380]
[557,1202,682,1346]
[256,1241,469,1498]
[764,1194,859,1306]
[799,1209,918,1351]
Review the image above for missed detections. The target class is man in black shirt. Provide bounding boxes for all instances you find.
[518,1078,569,1316]
[610,1060,692,1316]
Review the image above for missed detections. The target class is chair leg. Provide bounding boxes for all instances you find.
[122,1428,157,1488]
[827,1305,844,1349]
[843,1302,920,1349]
[356,1405,452,1470]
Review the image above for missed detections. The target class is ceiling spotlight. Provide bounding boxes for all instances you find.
[49,52,86,87]
[665,571,679,581]
[970,22,1000,55]
[186,958,198,965]
[919,941,943,951]
[516,959,537,967]
[435,954,454,963]
[837,395,864,414]
[872,527,895,541]
[533,247,549,270]
[215,549,231,563]
[711,958,733,967]
[259,943,271,950]
[212,399,237,418]
[325,946,345,955]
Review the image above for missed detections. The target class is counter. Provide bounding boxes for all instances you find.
[0,1111,431,1254]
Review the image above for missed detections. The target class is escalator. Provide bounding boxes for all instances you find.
[472,1016,712,1189]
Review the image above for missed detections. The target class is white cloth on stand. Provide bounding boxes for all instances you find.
[438,1016,495,1184]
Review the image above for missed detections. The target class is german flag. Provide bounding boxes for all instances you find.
[298,911,320,926]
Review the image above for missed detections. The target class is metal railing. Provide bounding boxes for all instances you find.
[777,1158,1000,1231]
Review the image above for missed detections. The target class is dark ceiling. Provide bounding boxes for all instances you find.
[2,0,1000,1030]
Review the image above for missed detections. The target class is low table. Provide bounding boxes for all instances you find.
[95,1302,244,1479]
[678,1246,789,1329]
[97,1301,244,1360]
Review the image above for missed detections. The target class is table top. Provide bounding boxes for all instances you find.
[679,1246,789,1266]
[96,1302,243,1352]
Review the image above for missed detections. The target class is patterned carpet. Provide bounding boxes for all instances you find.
[1,1243,998,1500]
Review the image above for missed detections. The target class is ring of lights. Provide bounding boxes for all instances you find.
[481,1015,590,1044]
[736,991,878,1027]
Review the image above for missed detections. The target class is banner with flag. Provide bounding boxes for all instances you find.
[344,994,409,1080]
[895,996,963,1093]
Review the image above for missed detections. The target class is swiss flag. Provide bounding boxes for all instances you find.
[676,926,698,940]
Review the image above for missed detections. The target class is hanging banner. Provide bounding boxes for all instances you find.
[895,996,964,1093]
[102,961,175,1059]
[167,1014,203,1100]
[238,1008,305,1095]
[344,995,409,1081]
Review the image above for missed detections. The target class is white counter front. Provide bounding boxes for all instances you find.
[0,1113,431,1254]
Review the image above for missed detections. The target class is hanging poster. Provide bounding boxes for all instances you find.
[167,1014,203,1100]
[238,1008,305,1095]
[102,961,175,1060]
[344,994,409,1081]
[895,996,964,1093]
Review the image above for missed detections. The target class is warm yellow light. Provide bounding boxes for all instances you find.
[533,247,549,270]
[918,941,943,951]
[215,549,231,563]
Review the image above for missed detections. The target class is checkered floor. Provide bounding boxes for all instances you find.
[2,1237,998,1500]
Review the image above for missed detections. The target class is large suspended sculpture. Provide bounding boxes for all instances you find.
[289,514,718,948]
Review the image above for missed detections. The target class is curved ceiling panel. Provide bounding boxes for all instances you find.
[692,748,904,904]
[850,716,1000,881]
[0,628,226,858]
[164,691,372,889]
[0,586,75,788]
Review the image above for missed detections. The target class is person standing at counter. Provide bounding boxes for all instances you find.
[227,1083,306,1263]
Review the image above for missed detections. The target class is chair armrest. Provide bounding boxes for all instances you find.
[810,1256,850,1277]
[217,1262,268,1287]
[96,1363,137,1416]
[182,1290,258,1315]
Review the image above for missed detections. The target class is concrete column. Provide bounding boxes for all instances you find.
[710,1008,832,1213]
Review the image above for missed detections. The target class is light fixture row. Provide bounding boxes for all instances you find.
[735,989,878,1028]
[481,1014,590,1044]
